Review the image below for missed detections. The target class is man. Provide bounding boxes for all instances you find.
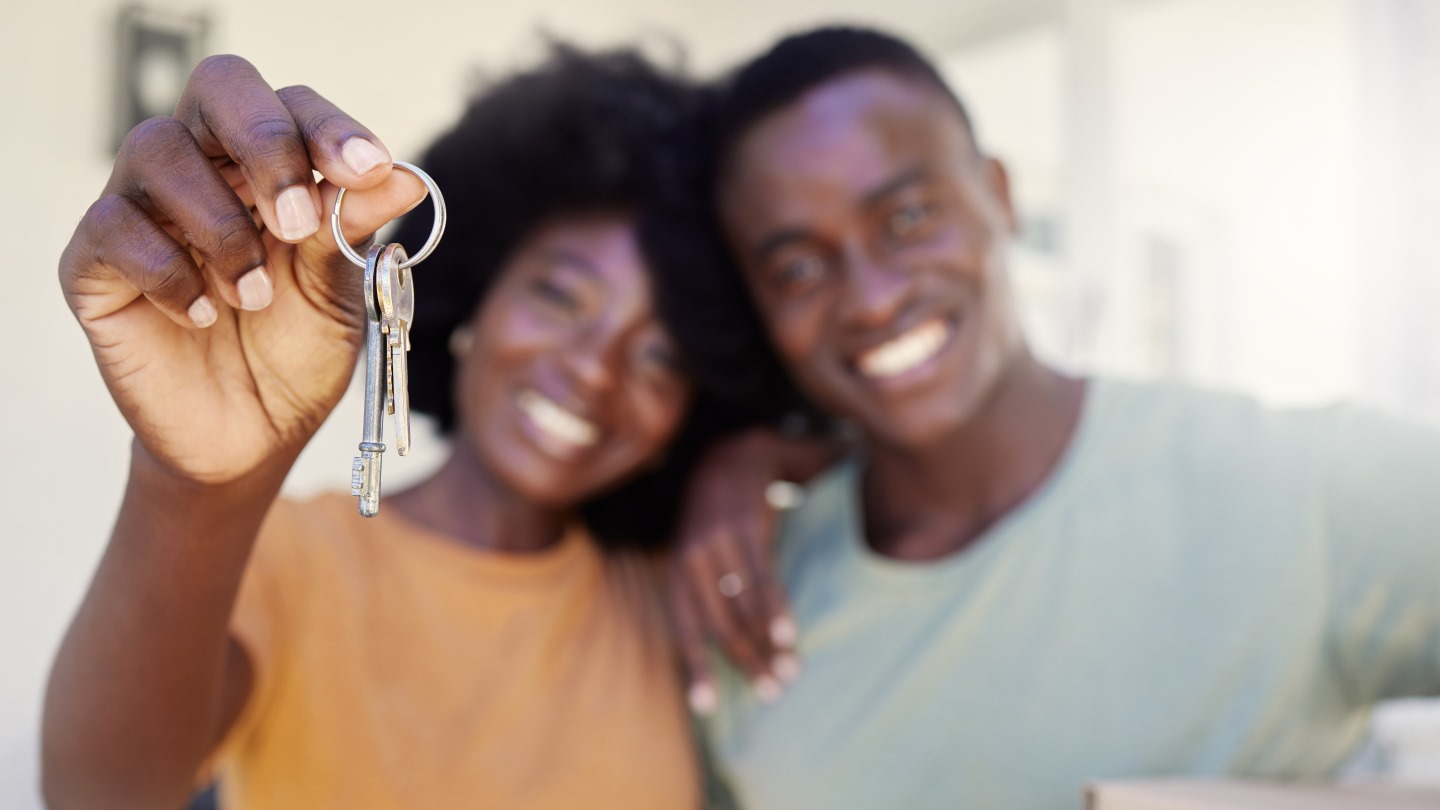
[683,26,1440,808]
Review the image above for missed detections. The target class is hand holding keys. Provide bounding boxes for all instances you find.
[331,162,447,517]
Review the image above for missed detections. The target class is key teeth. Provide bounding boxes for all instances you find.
[353,447,384,518]
[350,457,365,496]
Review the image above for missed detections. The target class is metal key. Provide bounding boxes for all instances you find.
[331,161,447,518]
[351,244,388,517]
[375,243,414,455]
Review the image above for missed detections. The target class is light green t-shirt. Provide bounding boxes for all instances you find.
[702,378,1440,809]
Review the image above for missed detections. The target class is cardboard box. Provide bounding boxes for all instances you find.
[1086,779,1440,809]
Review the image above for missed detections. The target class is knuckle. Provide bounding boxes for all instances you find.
[676,624,704,648]
[204,209,263,263]
[709,607,738,633]
[192,54,254,86]
[298,108,353,144]
[275,84,321,112]
[275,83,315,100]
[141,250,195,299]
[121,116,192,166]
[742,517,769,541]
[241,116,307,166]
[735,595,767,623]
[680,544,710,569]
[86,195,147,265]
[83,193,135,233]
[715,523,742,544]
[727,640,759,667]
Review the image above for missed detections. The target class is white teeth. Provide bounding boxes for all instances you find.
[857,320,949,378]
[518,390,599,449]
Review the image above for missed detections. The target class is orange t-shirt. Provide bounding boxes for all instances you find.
[211,494,698,809]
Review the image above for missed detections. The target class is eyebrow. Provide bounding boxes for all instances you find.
[753,229,814,264]
[539,248,604,281]
[861,165,932,208]
[749,166,935,264]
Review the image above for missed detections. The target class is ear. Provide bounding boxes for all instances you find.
[982,156,1019,236]
[449,326,475,358]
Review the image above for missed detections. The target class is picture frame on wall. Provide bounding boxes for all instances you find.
[113,5,210,152]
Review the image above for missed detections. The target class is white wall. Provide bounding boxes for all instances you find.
[946,0,1440,416]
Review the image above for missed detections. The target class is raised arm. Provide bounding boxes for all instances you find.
[42,54,423,809]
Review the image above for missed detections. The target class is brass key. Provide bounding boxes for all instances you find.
[375,243,415,456]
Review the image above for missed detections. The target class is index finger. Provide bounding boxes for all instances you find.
[173,55,390,245]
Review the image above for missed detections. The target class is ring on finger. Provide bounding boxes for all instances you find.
[718,570,748,599]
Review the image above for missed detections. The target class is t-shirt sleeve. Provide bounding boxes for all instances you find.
[1323,405,1440,703]
[203,497,315,773]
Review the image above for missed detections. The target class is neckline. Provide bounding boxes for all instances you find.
[838,377,1112,586]
[324,493,594,583]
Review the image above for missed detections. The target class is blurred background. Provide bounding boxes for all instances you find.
[2,0,1437,806]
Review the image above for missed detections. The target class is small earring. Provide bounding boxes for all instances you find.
[449,327,474,358]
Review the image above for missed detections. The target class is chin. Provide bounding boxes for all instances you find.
[474,438,582,509]
[506,467,590,510]
[855,386,990,450]
[865,411,964,449]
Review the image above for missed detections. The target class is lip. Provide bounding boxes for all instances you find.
[514,387,602,461]
[847,314,960,393]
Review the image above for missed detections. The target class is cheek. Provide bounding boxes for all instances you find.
[627,383,689,448]
[767,295,832,370]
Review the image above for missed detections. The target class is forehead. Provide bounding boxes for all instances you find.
[722,70,971,209]
[525,215,645,274]
[515,214,663,314]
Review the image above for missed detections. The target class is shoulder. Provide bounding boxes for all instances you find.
[1085,376,1333,466]
[1312,402,1440,523]
[248,492,369,587]
[261,492,356,536]
[772,458,861,573]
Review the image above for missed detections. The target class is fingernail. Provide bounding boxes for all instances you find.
[188,294,217,328]
[237,267,273,311]
[688,682,718,716]
[753,675,782,703]
[772,654,802,685]
[274,185,319,241]
[770,615,797,648]
[341,137,389,176]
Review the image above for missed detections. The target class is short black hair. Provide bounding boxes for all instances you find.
[387,43,776,551]
[712,25,977,172]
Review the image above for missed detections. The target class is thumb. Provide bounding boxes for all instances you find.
[315,170,429,263]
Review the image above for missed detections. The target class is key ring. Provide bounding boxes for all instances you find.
[331,160,446,271]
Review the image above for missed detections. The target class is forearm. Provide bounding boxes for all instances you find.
[725,425,845,485]
[42,439,296,809]
[774,432,845,484]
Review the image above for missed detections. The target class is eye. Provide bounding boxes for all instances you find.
[530,278,579,312]
[634,338,682,375]
[775,254,827,291]
[888,202,933,238]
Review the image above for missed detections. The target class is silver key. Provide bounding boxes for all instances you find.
[375,243,414,456]
[331,160,447,518]
[351,244,387,517]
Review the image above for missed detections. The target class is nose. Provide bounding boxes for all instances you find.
[835,241,911,330]
[562,326,621,398]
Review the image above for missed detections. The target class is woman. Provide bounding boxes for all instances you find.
[44,44,759,809]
